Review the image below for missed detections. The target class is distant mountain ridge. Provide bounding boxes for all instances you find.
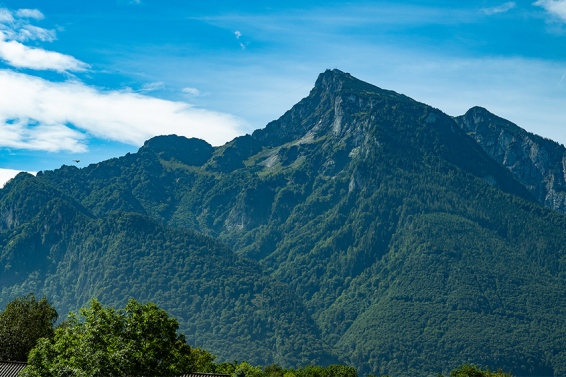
[2,69,566,376]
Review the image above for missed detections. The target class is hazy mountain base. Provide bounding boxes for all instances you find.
[2,70,566,376]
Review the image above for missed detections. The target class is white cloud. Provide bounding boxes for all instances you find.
[0,168,36,188]
[534,0,566,22]
[182,87,201,96]
[0,7,79,71]
[0,23,56,42]
[0,32,89,71]
[482,2,516,15]
[234,31,246,48]
[0,6,244,154]
[0,9,14,23]
[0,70,244,151]
[18,25,56,42]
[0,118,86,152]
[140,81,164,92]
[15,9,44,20]
[0,8,53,41]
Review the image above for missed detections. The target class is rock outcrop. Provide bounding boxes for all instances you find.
[455,106,566,213]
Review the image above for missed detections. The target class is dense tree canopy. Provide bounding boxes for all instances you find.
[444,364,513,377]
[0,293,58,362]
[20,298,215,377]
[0,294,516,377]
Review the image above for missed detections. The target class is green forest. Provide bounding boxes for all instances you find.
[2,70,566,376]
[0,294,511,377]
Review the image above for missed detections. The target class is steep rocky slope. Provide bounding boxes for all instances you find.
[455,106,566,213]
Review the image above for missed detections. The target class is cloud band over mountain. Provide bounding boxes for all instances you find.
[0,70,244,152]
[0,7,244,155]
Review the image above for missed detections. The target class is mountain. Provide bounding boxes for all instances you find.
[2,69,566,376]
[455,106,566,213]
[0,173,334,367]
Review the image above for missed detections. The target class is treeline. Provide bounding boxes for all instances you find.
[0,294,510,377]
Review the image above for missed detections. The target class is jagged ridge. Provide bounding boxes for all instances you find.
[455,106,566,213]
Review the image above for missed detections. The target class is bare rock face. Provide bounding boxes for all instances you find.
[455,107,566,213]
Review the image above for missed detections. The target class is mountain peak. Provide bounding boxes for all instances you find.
[459,106,529,140]
[313,69,385,96]
[141,135,213,166]
[464,106,504,121]
[313,69,352,90]
[456,106,566,213]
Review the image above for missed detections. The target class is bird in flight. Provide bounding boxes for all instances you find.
[73,160,80,163]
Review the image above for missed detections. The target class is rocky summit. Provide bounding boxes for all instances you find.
[2,69,566,376]
[455,106,566,213]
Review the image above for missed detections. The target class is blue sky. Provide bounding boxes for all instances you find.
[1,0,566,185]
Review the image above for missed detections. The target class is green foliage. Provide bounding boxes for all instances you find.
[0,206,332,367]
[264,364,286,377]
[0,293,58,362]
[292,364,358,377]
[215,362,358,377]
[20,298,215,377]
[444,364,512,377]
[233,361,265,377]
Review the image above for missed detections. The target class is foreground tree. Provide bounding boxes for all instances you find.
[21,298,215,377]
[290,364,357,377]
[443,364,513,377]
[0,293,58,362]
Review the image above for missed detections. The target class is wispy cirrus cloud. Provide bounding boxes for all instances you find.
[0,70,244,151]
[0,9,13,23]
[534,0,566,22]
[15,9,45,20]
[0,7,88,71]
[182,87,201,96]
[0,8,52,41]
[17,25,56,42]
[482,2,516,15]
[139,81,165,93]
[234,30,246,49]
[0,32,89,72]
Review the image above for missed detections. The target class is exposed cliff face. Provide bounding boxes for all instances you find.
[455,107,566,213]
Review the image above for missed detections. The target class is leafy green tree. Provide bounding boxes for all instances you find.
[0,293,58,362]
[293,364,357,377]
[442,364,513,377]
[264,364,285,377]
[20,298,215,377]
[233,361,264,377]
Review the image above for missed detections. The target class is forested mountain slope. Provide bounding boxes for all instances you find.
[0,174,334,367]
[2,69,566,376]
